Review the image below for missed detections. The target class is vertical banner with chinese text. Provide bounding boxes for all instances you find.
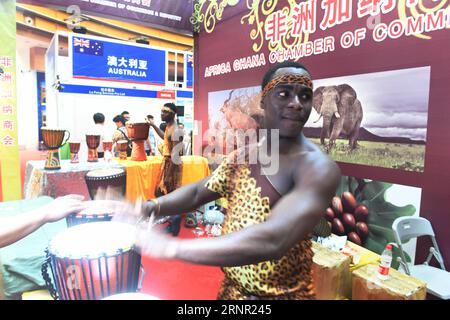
[0,0,21,201]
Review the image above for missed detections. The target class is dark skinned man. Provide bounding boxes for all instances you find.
[129,62,340,299]
[147,103,184,236]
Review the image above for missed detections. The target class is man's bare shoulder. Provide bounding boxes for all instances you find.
[294,139,341,183]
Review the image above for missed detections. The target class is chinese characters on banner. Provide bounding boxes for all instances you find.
[0,0,21,200]
[203,0,446,75]
[265,0,425,43]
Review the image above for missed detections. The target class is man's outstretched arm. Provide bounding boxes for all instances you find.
[137,155,340,266]
[147,178,222,218]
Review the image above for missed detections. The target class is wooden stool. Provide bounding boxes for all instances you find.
[312,241,352,300]
[352,263,426,300]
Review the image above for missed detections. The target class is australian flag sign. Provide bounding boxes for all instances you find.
[72,35,166,86]
[73,38,104,56]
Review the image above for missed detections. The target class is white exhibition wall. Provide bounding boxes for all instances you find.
[56,92,168,160]
[42,32,193,160]
[14,32,194,152]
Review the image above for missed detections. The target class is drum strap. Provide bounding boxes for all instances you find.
[117,129,131,143]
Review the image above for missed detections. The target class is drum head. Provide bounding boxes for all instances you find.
[49,222,136,258]
[102,293,159,300]
[86,168,125,178]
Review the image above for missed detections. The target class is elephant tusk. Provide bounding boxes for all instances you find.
[334,112,341,119]
[313,114,323,123]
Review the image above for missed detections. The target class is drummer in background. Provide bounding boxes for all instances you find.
[121,111,130,122]
[144,114,156,156]
[93,113,108,159]
[147,103,184,236]
[112,115,129,157]
[0,195,85,248]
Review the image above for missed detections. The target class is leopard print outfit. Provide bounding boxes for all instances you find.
[205,153,315,300]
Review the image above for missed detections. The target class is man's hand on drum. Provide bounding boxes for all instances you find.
[134,224,178,260]
[0,194,86,248]
[107,198,156,225]
[42,194,87,222]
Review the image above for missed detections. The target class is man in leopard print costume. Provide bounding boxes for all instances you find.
[135,61,340,299]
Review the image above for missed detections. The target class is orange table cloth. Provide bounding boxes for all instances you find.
[118,155,211,201]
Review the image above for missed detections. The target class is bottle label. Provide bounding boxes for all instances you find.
[378,265,389,276]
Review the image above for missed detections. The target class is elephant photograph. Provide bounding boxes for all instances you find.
[313,84,363,151]
[304,66,430,172]
[206,67,430,172]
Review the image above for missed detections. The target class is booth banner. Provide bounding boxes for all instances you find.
[17,0,194,33]
[71,34,166,86]
[194,1,450,267]
[197,0,450,78]
[186,53,194,88]
[59,83,191,100]
[208,66,430,172]
[59,83,178,99]
[0,0,21,201]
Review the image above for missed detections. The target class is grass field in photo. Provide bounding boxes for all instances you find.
[309,138,425,172]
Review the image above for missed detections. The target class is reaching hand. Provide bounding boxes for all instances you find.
[43,195,86,223]
[134,224,179,260]
[106,198,157,225]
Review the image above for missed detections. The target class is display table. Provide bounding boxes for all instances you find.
[24,159,124,200]
[24,156,211,201]
[352,263,427,300]
[117,155,211,200]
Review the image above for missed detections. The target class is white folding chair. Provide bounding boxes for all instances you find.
[392,216,450,299]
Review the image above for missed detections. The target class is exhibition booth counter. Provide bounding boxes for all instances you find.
[23,156,210,201]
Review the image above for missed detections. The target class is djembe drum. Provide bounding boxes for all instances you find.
[103,141,113,153]
[116,140,128,160]
[66,200,121,227]
[126,122,149,161]
[41,128,70,170]
[69,141,81,164]
[84,168,126,200]
[41,222,143,300]
[86,134,100,162]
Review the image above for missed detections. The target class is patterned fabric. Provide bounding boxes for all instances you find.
[205,154,315,300]
[23,160,124,200]
[261,74,313,99]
